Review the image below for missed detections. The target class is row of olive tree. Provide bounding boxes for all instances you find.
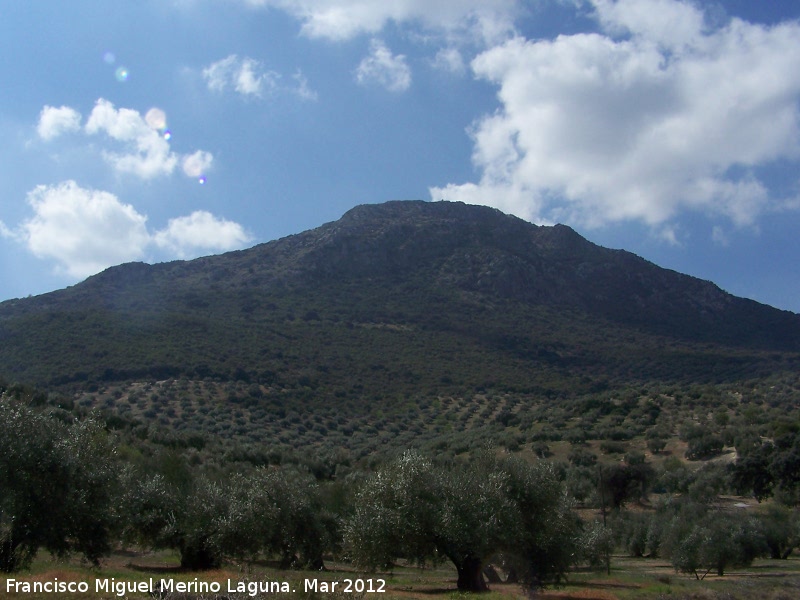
[1,396,593,593]
[120,465,337,570]
[120,450,587,591]
[612,499,800,578]
[1,395,337,573]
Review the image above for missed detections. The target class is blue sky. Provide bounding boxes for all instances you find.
[2,0,800,312]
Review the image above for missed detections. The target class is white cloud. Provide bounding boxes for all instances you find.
[432,47,466,74]
[182,150,213,178]
[592,0,706,50]
[237,57,273,95]
[431,0,800,233]
[20,181,150,277]
[153,210,252,258]
[0,220,14,239]
[292,70,319,101]
[38,99,213,181]
[11,182,252,278]
[85,99,179,179]
[203,55,237,92]
[242,0,519,44]
[203,54,279,98]
[37,105,82,140]
[203,56,318,101]
[657,224,682,246]
[355,39,412,92]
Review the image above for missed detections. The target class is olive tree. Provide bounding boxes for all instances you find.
[759,504,800,560]
[221,468,336,569]
[0,401,117,572]
[345,451,578,592]
[661,504,766,579]
[121,470,228,570]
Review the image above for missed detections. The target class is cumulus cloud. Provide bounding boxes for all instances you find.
[431,0,800,233]
[12,181,251,278]
[38,99,214,181]
[242,0,519,43]
[85,99,179,179]
[592,0,707,50]
[20,181,150,277]
[153,210,252,258]
[37,105,82,140]
[203,55,280,98]
[355,39,412,92]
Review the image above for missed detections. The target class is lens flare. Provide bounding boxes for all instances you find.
[198,176,207,185]
[114,66,129,82]
[163,130,172,140]
[145,108,167,131]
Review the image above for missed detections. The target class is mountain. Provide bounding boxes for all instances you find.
[0,200,798,400]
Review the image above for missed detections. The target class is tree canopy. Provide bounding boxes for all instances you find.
[0,400,117,572]
[345,450,578,592]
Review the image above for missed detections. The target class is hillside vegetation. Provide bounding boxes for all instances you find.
[1,201,798,393]
[2,201,800,597]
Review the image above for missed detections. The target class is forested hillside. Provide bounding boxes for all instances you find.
[1,201,797,394]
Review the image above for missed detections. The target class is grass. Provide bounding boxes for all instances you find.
[3,551,800,600]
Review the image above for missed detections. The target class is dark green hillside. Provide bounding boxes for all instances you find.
[0,200,798,399]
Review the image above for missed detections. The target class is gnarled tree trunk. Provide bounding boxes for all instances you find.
[454,554,488,592]
[0,540,20,573]
[179,540,220,570]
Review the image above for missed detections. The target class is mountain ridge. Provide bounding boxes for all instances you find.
[0,200,797,393]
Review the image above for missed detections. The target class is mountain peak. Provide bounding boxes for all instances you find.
[0,200,798,390]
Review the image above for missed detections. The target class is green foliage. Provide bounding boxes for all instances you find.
[565,465,596,505]
[599,440,626,454]
[568,446,598,467]
[659,502,767,579]
[613,511,650,557]
[759,504,800,559]
[598,459,655,509]
[120,460,228,570]
[121,459,336,571]
[345,451,578,592]
[731,429,800,504]
[0,398,117,572]
[119,471,178,549]
[577,520,613,568]
[172,476,229,570]
[685,433,725,460]
[653,456,693,494]
[222,468,336,568]
[646,436,667,454]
